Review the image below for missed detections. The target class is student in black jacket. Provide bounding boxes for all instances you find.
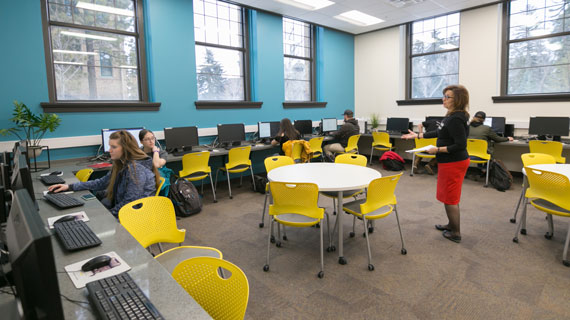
[402,85,470,243]
[324,109,360,160]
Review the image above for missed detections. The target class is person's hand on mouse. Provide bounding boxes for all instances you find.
[48,184,70,193]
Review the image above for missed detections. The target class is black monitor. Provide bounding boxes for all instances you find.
[101,128,144,152]
[217,123,246,146]
[258,121,280,139]
[321,118,337,133]
[164,126,199,153]
[10,147,36,209]
[529,117,570,141]
[484,117,506,135]
[386,118,410,134]
[294,120,313,136]
[5,189,64,319]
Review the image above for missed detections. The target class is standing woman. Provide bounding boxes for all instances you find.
[139,129,167,168]
[271,118,301,155]
[402,84,470,243]
[48,131,159,218]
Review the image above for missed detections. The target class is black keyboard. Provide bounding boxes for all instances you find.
[87,273,164,320]
[41,175,65,185]
[44,192,84,209]
[54,220,101,251]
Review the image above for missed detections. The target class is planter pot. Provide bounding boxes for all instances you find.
[29,145,43,159]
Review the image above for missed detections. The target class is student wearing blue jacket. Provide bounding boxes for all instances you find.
[49,130,159,217]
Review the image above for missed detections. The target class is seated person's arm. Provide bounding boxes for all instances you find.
[152,146,167,168]
[271,135,282,146]
[488,128,511,143]
[109,169,154,217]
[49,172,111,193]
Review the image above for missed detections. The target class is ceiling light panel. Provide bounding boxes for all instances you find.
[275,0,335,11]
[334,10,384,26]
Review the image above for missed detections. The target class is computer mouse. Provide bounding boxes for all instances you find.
[208,148,214,152]
[50,171,62,176]
[54,215,75,224]
[81,255,112,272]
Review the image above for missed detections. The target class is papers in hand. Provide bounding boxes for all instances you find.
[406,145,436,153]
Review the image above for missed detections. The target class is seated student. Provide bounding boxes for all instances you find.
[48,130,159,218]
[414,120,440,175]
[468,111,513,175]
[323,109,360,161]
[139,129,167,168]
[271,118,301,155]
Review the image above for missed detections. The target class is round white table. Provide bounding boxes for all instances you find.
[526,164,570,179]
[267,163,382,264]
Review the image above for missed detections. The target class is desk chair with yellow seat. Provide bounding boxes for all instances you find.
[529,140,566,164]
[172,257,249,319]
[75,168,93,182]
[410,138,437,176]
[511,153,556,226]
[118,196,185,253]
[513,168,570,267]
[308,136,324,161]
[342,173,407,271]
[179,151,217,203]
[466,138,491,187]
[215,146,255,199]
[260,156,295,229]
[155,176,166,196]
[321,154,367,217]
[369,131,393,165]
[339,134,361,155]
[263,181,329,278]
[154,246,223,274]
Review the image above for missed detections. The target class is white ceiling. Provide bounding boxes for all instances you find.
[231,0,500,34]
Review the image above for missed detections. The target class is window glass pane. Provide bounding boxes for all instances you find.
[194,0,243,48]
[284,57,310,81]
[283,18,312,101]
[285,80,311,101]
[195,45,244,100]
[48,1,135,32]
[411,51,459,99]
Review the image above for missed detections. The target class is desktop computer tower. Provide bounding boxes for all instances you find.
[504,124,514,137]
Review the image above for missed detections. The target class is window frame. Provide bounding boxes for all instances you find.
[282,17,316,102]
[40,0,158,112]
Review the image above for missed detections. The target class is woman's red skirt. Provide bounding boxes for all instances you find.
[436,158,470,205]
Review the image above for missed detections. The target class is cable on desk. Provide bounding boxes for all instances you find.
[60,293,91,310]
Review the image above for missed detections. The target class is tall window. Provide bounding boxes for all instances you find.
[194,0,247,101]
[283,18,314,101]
[505,0,570,95]
[44,0,146,101]
[408,13,460,99]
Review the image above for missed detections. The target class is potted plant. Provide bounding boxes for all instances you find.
[370,113,380,132]
[0,100,62,158]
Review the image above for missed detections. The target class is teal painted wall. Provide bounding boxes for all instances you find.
[0,0,354,161]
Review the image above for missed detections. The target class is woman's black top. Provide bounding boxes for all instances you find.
[274,133,300,155]
[423,111,469,163]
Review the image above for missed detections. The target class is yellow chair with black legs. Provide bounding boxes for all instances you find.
[180,151,217,203]
[172,257,249,319]
[342,173,406,271]
[466,139,491,187]
[259,156,295,229]
[513,167,570,267]
[410,138,437,176]
[263,181,329,278]
[309,136,324,161]
[529,140,566,164]
[369,132,393,165]
[339,134,361,154]
[155,177,165,196]
[215,146,255,199]
[75,168,93,182]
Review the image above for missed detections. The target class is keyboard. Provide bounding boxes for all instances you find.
[87,273,164,320]
[44,192,84,209]
[53,220,102,251]
[41,175,65,185]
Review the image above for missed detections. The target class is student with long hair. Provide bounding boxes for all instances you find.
[49,130,159,217]
[139,129,167,168]
[271,118,301,155]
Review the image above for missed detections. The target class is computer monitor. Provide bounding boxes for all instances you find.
[386,118,410,134]
[10,147,36,209]
[528,117,570,141]
[483,117,506,135]
[5,189,64,319]
[258,121,280,139]
[294,120,313,136]
[164,126,199,153]
[217,123,246,146]
[101,128,144,152]
[321,118,337,133]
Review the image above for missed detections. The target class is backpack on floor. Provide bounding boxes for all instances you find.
[252,173,268,194]
[488,159,513,192]
[168,177,202,217]
[380,151,405,171]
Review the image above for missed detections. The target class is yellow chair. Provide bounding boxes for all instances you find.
[155,176,165,196]
[172,257,249,319]
[529,140,566,164]
[320,154,367,217]
[308,136,324,161]
[410,138,437,176]
[154,246,223,274]
[263,181,329,278]
[467,139,491,187]
[513,168,570,267]
[291,141,304,163]
[369,132,393,165]
[215,146,255,199]
[340,134,360,154]
[511,153,556,225]
[75,168,93,182]
[342,173,406,270]
[259,156,295,229]
[118,196,185,253]
[180,151,217,203]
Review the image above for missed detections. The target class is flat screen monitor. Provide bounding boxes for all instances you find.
[258,121,280,139]
[10,147,36,209]
[164,126,199,153]
[386,117,410,133]
[5,189,64,319]
[483,117,506,135]
[528,117,570,141]
[101,128,144,152]
[294,120,313,136]
[321,118,337,133]
[217,123,246,145]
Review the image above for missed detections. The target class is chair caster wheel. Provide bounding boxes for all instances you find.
[229,196,233,199]
[259,222,264,228]
[544,233,553,240]
[270,236,275,243]
[401,248,407,255]
[283,235,288,241]
[510,218,516,223]
[563,260,570,267]
[368,227,374,233]
[276,241,282,247]
[315,223,320,228]
[333,211,337,215]
[513,237,518,243]
[520,229,527,235]
[263,265,269,272]
[326,246,336,252]
[362,233,367,238]
[317,271,324,279]
[338,257,347,265]
[349,232,355,238]
[368,264,374,271]
[483,184,489,188]
[213,200,218,203]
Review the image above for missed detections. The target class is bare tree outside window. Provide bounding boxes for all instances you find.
[283,18,313,101]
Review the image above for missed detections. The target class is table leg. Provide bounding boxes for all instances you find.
[337,191,347,265]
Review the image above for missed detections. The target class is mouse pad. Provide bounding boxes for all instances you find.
[47,211,89,229]
[65,251,131,289]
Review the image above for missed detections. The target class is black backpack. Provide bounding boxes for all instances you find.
[382,158,405,171]
[252,174,268,195]
[168,177,202,217]
[488,159,513,192]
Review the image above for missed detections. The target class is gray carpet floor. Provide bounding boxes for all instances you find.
[164,162,570,319]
